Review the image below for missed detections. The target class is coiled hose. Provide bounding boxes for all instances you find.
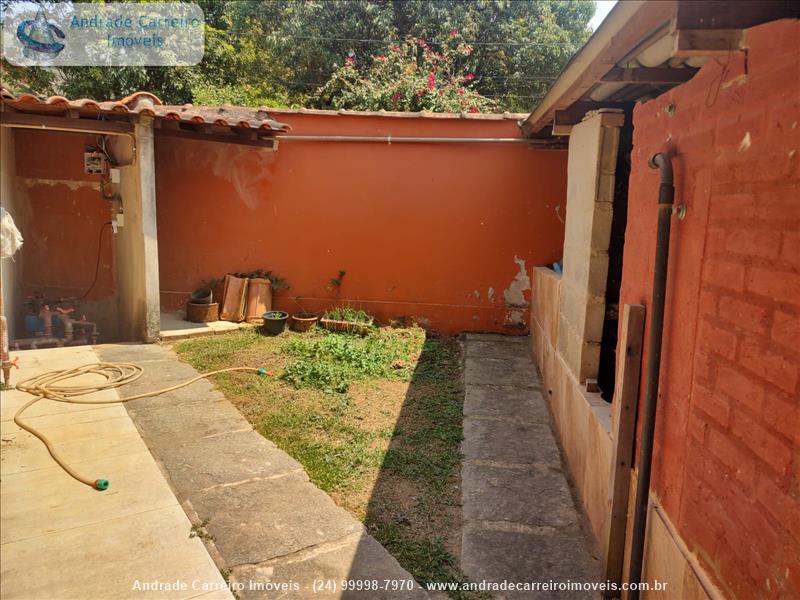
[14,362,268,491]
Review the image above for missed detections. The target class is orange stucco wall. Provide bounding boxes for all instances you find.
[620,19,799,599]
[155,115,567,333]
[11,130,118,338]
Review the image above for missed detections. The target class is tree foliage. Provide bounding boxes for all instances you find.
[1,0,595,112]
[318,36,495,112]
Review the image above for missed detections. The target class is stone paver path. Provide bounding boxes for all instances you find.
[95,343,427,600]
[460,334,599,598]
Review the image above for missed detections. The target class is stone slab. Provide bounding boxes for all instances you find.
[230,532,427,599]
[157,430,306,493]
[464,357,539,388]
[125,395,251,448]
[462,417,561,466]
[464,340,537,361]
[463,386,549,423]
[191,476,364,567]
[462,463,579,529]
[461,525,596,598]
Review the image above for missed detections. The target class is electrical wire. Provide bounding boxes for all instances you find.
[14,362,269,491]
[74,221,112,301]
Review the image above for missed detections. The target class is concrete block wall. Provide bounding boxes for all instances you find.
[558,110,624,382]
[531,266,612,546]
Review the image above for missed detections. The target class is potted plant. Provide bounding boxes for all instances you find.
[289,297,319,332]
[320,306,374,335]
[261,310,289,335]
[192,276,224,304]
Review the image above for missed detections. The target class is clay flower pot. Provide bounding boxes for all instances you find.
[290,312,319,332]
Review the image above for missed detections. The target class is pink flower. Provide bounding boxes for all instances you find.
[457,89,464,96]
[391,92,401,102]
[468,107,479,113]
[416,90,425,96]
[465,73,475,81]
[345,56,355,66]
[375,54,386,61]
[392,44,401,52]
[419,39,429,49]
[450,30,457,37]
[426,73,436,89]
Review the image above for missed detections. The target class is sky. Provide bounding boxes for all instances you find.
[589,0,617,31]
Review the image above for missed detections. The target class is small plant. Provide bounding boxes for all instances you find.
[189,519,214,541]
[324,306,373,324]
[230,269,290,290]
[263,311,287,319]
[329,270,346,290]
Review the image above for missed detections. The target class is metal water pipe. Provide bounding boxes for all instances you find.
[627,152,675,599]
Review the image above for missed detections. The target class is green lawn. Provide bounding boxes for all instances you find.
[174,325,483,598]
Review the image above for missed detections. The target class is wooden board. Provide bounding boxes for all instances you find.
[219,274,248,322]
[603,304,645,591]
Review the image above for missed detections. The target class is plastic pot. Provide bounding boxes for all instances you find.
[261,311,288,335]
[290,312,319,332]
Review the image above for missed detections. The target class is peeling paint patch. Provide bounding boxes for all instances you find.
[738,132,751,152]
[722,74,747,89]
[472,289,481,300]
[505,310,524,326]
[503,256,531,308]
[20,177,100,191]
[487,287,495,303]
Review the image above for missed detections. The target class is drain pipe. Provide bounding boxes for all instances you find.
[627,152,675,599]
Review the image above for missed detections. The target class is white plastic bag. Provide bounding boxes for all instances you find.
[0,207,23,259]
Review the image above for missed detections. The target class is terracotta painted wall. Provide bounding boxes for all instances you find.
[619,19,799,599]
[12,130,118,338]
[154,115,567,333]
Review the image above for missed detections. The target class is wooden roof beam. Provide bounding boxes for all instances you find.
[600,67,699,84]
[672,28,745,57]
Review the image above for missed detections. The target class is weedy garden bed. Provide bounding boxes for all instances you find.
[173,325,484,598]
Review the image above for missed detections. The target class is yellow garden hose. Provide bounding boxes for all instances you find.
[13,362,268,491]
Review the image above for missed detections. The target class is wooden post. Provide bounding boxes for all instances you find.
[603,304,646,595]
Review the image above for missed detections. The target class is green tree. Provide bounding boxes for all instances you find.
[1,1,595,112]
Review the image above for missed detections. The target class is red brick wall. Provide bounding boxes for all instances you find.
[620,19,799,599]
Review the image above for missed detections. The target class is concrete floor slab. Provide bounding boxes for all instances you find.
[1,345,231,600]
[160,312,256,341]
[1,505,232,600]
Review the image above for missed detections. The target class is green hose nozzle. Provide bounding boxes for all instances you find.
[258,368,268,376]
[94,479,109,491]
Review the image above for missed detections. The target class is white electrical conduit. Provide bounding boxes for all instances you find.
[0,122,138,165]
[279,135,557,145]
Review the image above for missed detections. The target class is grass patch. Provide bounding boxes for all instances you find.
[174,326,481,598]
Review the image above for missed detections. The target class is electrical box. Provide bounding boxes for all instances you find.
[110,168,121,183]
[84,152,103,174]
